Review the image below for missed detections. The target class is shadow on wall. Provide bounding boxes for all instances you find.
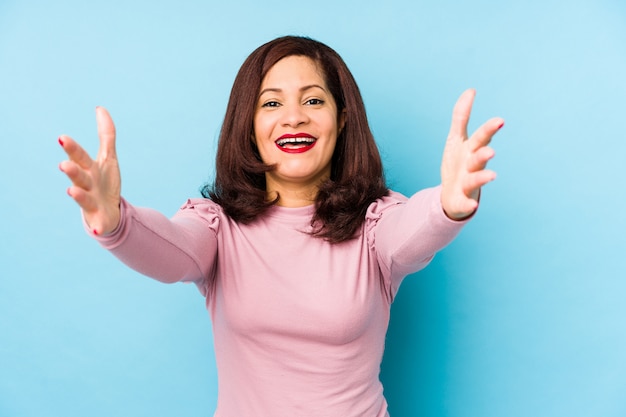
[380,257,453,416]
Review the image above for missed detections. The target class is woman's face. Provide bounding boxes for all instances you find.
[253,55,344,202]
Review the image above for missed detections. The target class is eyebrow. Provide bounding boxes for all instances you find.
[258,84,327,97]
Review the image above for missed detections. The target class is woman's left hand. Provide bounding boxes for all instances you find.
[440,89,504,220]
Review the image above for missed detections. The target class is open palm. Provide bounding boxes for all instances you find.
[59,107,121,235]
[440,89,504,220]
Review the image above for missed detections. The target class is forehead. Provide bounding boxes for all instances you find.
[261,55,326,89]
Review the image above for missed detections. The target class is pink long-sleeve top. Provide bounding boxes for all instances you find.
[92,186,468,417]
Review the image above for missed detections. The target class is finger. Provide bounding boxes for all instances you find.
[468,117,504,152]
[467,146,495,172]
[68,186,98,213]
[95,106,117,160]
[447,89,476,140]
[463,169,497,194]
[59,159,93,191]
[59,135,94,170]
[445,197,479,220]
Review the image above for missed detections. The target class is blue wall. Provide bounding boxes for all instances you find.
[1,1,625,416]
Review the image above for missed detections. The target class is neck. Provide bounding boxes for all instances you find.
[265,169,332,207]
[266,180,321,208]
[267,186,317,208]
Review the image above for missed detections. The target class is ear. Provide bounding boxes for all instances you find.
[338,108,347,133]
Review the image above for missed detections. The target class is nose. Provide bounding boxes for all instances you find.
[280,103,309,128]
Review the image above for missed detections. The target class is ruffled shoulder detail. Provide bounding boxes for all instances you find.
[176,198,223,234]
[364,191,408,247]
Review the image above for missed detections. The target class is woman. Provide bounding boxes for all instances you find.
[59,36,503,416]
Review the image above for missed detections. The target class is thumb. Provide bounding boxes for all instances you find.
[447,88,475,140]
[95,106,117,160]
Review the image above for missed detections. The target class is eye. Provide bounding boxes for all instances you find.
[305,98,325,106]
[261,100,281,108]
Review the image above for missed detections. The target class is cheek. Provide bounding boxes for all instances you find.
[252,122,273,163]
[253,115,274,144]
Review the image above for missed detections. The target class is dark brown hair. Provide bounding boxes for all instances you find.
[202,36,388,243]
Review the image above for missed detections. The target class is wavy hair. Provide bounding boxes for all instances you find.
[202,36,388,243]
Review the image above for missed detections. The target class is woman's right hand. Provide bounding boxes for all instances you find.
[59,107,121,235]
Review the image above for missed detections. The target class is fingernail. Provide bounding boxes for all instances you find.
[58,137,64,146]
[497,122,505,130]
[66,187,72,196]
[93,229,99,236]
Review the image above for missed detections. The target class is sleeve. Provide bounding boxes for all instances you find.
[366,186,471,299]
[87,197,220,295]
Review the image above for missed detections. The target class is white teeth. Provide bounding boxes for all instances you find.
[276,137,315,146]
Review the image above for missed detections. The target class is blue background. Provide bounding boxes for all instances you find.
[1,0,625,416]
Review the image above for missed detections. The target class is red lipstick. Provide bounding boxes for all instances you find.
[275,133,317,154]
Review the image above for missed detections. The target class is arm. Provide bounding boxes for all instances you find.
[372,90,503,296]
[59,107,217,287]
[371,187,468,284]
[90,198,219,285]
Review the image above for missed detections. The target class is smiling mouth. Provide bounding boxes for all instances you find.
[275,135,317,153]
